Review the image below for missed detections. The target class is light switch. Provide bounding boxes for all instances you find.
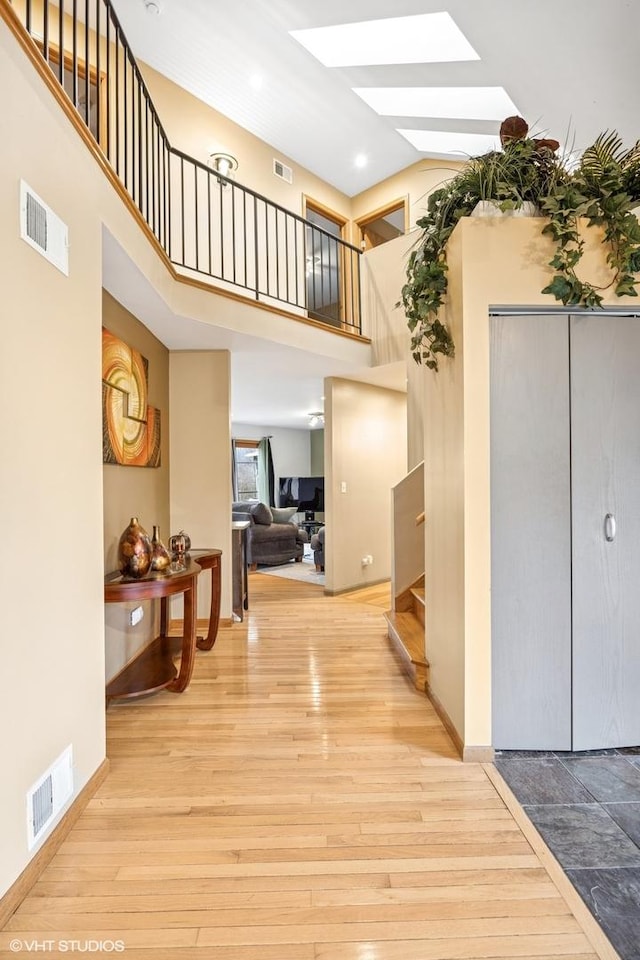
[341,481,347,493]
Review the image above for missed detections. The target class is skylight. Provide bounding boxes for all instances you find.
[289,12,479,67]
[354,87,518,121]
[397,129,501,157]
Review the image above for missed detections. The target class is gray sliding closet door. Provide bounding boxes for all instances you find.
[490,315,572,749]
[570,315,640,749]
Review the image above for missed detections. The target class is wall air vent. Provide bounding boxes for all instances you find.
[26,745,74,849]
[20,180,69,276]
[273,158,293,184]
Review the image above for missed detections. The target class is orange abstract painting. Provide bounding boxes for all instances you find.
[102,328,161,467]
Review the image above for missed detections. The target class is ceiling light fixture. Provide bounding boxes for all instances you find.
[308,412,324,429]
[207,152,238,183]
[143,0,161,14]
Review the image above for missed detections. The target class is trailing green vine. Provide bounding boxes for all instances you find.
[402,124,640,370]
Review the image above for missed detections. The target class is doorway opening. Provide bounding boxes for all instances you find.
[303,198,348,327]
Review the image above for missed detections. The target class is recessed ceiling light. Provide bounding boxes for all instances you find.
[397,129,501,157]
[354,87,518,121]
[354,153,368,168]
[289,12,479,67]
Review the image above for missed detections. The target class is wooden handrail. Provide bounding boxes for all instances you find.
[415,511,425,526]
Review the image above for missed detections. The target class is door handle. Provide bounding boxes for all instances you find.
[604,513,616,542]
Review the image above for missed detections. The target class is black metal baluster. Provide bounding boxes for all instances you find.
[284,215,290,305]
[180,155,185,266]
[231,183,237,283]
[264,204,270,297]
[253,199,260,299]
[58,0,64,85]
[105,6,111,160]
[72,0,78,113]
[243,191,249,288]
[84,0,90,127]
[43,0,49,65]
[144,97,150,221]
[114,28,120,175]
[137,80,142,212]
[166,141,171,260]
[94,0,100,144]
[122,47,127,190]
[152,116,157,237]
[356,251,362,332]
[194,163,199,271]
[274,210,281,299]
[26,0,31,34]
[207,170,212,276]
[294,221,301,307]
[219,176,225,279]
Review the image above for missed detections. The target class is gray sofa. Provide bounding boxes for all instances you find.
[232,501,308,567]
[310,525,325,571]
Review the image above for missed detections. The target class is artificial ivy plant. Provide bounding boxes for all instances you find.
[402,119,640,370]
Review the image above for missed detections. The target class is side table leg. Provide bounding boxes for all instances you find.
[197,556,221,651]
[167,579,197,693]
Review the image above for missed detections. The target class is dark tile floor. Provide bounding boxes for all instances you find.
[495,749,640,960]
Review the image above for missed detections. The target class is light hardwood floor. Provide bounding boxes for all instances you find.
[1,575,616,959]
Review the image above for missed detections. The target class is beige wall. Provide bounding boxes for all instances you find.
[310,428,324,476]
[424,215,637,751]
[170,352,233,621]
[102,291,170,681]
[325,379,407,593]
[0,16,105,897]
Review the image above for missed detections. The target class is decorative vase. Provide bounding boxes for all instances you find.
[117,517,152,579]
[150,525,171,572]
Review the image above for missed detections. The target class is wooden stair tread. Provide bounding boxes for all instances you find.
[385,610,428,693]
[386,611,426,663]
[410,585,425,605]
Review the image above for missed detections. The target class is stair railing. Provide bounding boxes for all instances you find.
[6,0,362,334]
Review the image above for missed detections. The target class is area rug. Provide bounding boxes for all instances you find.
[257,550,325,586]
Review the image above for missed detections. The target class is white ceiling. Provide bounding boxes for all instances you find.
[111,0,640,197]
[103,0,640,429]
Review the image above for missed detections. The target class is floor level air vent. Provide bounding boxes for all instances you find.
[26,745,74,849]
[273,158,293,184]
[20,180,69,276]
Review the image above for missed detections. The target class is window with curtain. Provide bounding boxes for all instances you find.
[232,438,274,504]
[233,440,260,500]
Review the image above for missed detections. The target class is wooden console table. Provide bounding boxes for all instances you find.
[105,558,202,702]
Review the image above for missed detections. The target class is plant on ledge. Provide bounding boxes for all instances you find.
[402,118,640,370]
[541,131,640,307]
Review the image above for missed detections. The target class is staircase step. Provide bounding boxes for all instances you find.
[410,586,425,627]
[385,610,428,693]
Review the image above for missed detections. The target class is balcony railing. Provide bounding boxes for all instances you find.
[7,0,362,335]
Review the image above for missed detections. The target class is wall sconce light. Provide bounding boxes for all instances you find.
[308,412,324,429]
[207,152,238,184]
